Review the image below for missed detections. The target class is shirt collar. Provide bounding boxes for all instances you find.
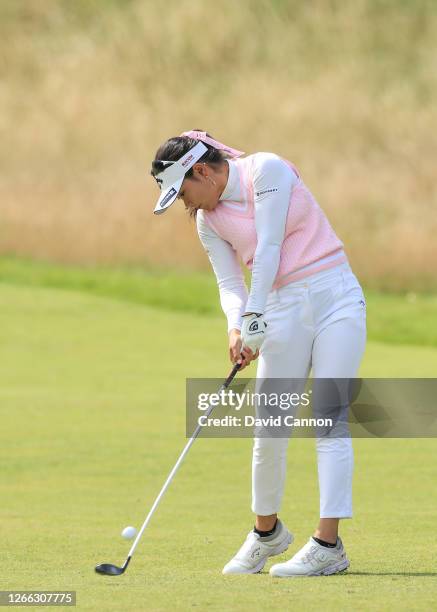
[219,160,240,201]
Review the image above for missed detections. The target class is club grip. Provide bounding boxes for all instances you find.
[223,361,242,389]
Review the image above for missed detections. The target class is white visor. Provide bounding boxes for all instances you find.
[153,141,208,215]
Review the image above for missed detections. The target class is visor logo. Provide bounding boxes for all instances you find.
[160,187,177,208]
[181,154,194,168]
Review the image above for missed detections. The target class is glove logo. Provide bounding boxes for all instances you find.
[249,321,259,332]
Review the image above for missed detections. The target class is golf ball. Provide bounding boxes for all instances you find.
[121,526,137,540]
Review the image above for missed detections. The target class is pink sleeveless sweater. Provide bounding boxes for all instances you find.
[202,155,347,289]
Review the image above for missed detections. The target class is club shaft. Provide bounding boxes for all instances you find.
[126,362,241,560]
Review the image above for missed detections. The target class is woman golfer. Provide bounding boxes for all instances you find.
[151,130,366,577]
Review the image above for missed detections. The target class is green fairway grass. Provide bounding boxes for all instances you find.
[1,283,436,611]
[1,257,437,348]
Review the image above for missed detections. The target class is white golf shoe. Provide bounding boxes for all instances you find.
[222,520,293,575]
[269,536,350,577]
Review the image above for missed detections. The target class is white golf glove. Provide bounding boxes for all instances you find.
[241,313,267,353]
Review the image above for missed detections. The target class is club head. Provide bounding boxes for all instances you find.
[95,563,125,576]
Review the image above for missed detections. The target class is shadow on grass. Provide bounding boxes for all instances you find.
[260,571,437,577]
[347,571,437,576]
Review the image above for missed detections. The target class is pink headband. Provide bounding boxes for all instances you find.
[180,130,245,158]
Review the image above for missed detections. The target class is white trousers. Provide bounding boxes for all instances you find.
[252,262,367,518]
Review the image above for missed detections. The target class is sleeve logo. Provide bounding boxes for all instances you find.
[255,188,279,197]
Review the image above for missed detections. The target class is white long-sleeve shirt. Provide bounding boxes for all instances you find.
[197,153,298,331]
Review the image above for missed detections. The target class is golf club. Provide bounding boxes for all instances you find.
[95,361,242,576]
